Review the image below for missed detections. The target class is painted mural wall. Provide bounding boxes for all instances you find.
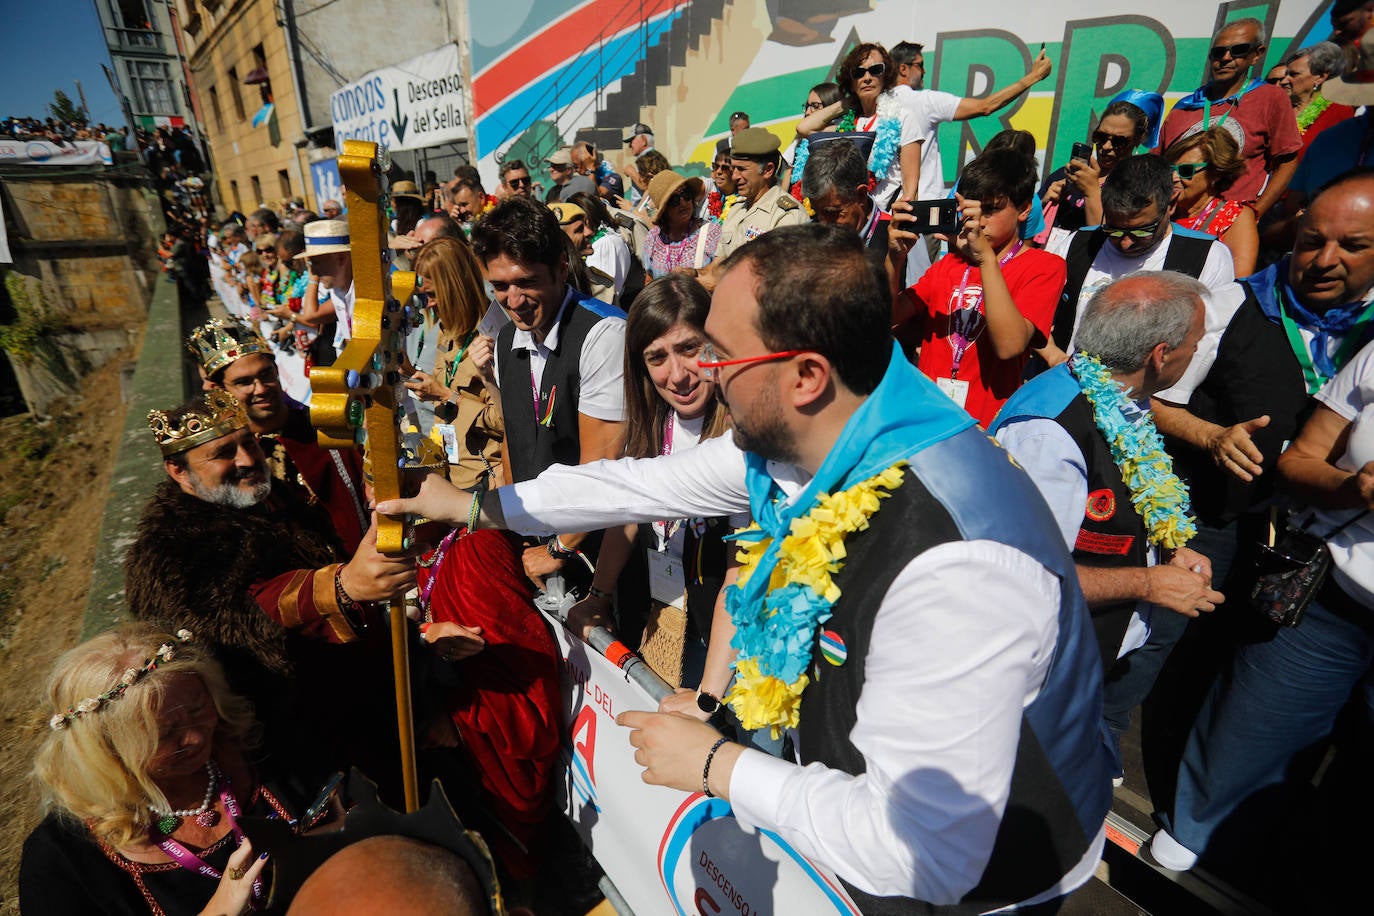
[465,0,1339,188]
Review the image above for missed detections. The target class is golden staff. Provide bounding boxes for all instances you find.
[310,139,441,812]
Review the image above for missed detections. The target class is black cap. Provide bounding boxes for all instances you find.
[622,122,654,143]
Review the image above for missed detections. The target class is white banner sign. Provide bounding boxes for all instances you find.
[330,43,467,152]
[547,613,860,916]
[0,140,111,166]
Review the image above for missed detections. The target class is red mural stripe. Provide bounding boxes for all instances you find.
[472,0,686,111]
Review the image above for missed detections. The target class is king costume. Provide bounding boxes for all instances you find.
[484,347,1115,913]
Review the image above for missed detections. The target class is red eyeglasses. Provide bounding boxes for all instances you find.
[696,342,805,379]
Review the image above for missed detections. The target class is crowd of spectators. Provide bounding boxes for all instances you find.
[16,5,1374,915]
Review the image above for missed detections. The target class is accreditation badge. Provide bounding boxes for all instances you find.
[434,423,461,463]
[935,377,970,409]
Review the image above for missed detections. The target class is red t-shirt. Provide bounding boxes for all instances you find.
[1302,102,1357,154]
[907,248,1066,427]
[1159,83,1302,202]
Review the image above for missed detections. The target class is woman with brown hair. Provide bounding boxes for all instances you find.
[403,237,507,489]
[795,41,922,209]
[566,276,743,701]
[1165,126,1260,277]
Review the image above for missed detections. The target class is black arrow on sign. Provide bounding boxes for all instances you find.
[390,88,409,144]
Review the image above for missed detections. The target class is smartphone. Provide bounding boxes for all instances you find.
[1070,142,1092,164]
[303,771,345,829]
[905,198,960,235]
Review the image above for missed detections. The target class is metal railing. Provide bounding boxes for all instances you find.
[110,27,164,51]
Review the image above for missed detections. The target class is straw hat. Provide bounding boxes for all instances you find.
[390,180,424,202]
[301,219,351,258]
[1324,27,1374,107]
[646,170,704,226]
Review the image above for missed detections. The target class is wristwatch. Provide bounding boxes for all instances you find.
[696,691,721,715]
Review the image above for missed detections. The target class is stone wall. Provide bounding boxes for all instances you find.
[0,168,163,417]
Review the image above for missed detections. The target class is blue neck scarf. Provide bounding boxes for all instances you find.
[734,344,974,607]
[1250,257,1374,378]
[1173,78,1262,111]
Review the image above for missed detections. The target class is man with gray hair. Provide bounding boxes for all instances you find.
[1159,16,1302,218]
[799,139,887,252]
[993,272,1223,771]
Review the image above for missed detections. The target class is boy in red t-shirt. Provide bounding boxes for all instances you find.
[892,150,1067,426]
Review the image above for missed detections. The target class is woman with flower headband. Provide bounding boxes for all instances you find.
[20,624,320,916]
[794,42,922,211]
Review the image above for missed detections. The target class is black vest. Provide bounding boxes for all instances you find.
[1169,287,1317,525]
[797,427,1112,915]
[1049,229,1216,351]
[497,292,620,483]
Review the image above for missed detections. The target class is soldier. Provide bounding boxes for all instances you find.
[715,127,807,261]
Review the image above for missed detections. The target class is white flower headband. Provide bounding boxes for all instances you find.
[49,630,194,731]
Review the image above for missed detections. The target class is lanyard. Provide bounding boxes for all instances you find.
[1201,96,1231,131]
[949,241,1023,377]
[1276,285,1374,394]
[153,781,264,902]
[530,368,556,428]
[444,330,477,389]
[653,412,683,548]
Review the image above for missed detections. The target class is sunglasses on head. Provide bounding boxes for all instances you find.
[851,63,886,80]
[1209,42,1258,61]
[1102,217,1164,241]
[1092,132,1135,150]
[1171,161,1211,179]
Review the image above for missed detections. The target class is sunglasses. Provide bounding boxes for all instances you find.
[1171,161,1211,179]
[1092,132,1135,150]
[1209,42,1258,61]
[507,176,531,187]
[1264,75,1284,84]
[256,247,276,254]
[667,189,692,207]
[1102,217,1164,241]
[711,160,731,171]
[850,63,886,80]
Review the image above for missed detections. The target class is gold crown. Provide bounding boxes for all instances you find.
[148,389,248,457]
[186,318,272,376]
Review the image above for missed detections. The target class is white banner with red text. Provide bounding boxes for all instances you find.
[0,140,111,166]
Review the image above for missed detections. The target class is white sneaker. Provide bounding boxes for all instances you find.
[1112,775,1124,788]
[1147,829,1198,871]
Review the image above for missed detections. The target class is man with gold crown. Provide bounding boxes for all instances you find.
[187,317,368,553]
[124,389,414,794]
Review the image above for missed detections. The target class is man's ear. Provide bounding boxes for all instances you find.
[790,351,835,409]
[164,459,192,492]
[1148,340,1171,375]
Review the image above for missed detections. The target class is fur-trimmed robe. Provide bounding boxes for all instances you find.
[124,479,399,795]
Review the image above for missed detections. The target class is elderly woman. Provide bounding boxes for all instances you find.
[19,625,309,915]
[1280,41,1354,152]
[641,171,721,279]
[1165,126,1260,276]
[795,42,922,209]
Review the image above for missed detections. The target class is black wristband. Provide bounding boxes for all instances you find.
[701,736,730,798]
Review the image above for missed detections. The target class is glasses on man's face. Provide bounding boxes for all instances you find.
[1209,42,1258,61]
[696,341,805,380]
[1102,218,1164,241]
[1092,132,1135,151]
[508,176,531,188]
[1171,162,1211,180]
[851,63,885,81]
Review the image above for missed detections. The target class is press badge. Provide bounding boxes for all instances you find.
[648,549,687,608]
[936,377,970,408]
[435,424,461,463]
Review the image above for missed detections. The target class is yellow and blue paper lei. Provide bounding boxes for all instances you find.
[723,463,906,737]
[1070,353,1196,549]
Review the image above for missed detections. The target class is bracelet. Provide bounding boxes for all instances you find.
[702,736,730,798]
[587,585,612,601]
[334,564,368,630]
[467,478,486,532]
[547,535,577,560]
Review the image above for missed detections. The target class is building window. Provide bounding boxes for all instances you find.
[227,66,246,120]
[125,59,176,114]
[110,0,151,29]
[229,179,241,213]
[250,175,262,207]
[207,85,222,132]
[249,43,274,106]
[277,169,291,198]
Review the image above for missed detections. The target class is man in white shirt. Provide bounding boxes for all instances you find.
[381,224,1114,912]
[889,41,1054,201]
[1040,155,1234,370]
[470,196,626,591]
[298,218,355,357]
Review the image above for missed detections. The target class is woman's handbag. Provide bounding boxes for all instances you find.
[1252,507,1368,627]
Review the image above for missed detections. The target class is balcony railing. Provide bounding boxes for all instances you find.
[111,28,164,51]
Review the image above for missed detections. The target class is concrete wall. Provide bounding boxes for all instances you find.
[0,170,162,416]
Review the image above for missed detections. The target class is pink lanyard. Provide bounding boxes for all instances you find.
[949,241,1024,378]
[653,413,682,547]
[154,782,264,902]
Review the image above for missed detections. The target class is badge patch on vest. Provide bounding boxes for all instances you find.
[1074,529,1134,555]
[1085,488,1116,522]
[745,225,763,241]
[819,629,847,666]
